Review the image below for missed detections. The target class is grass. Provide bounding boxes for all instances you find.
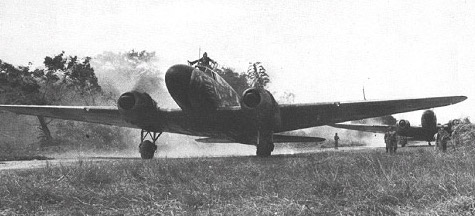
[1,147,475,215]
[0,154,50,161]
[0,147,51,161]
[1,124,475,215]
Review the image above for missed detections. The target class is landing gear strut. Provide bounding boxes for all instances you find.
[256,130,274,157]
[139,130,162,159]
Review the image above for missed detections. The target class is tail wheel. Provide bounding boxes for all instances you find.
[139,140,157,159]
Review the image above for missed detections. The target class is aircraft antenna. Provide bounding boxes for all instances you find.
[363,86,366,100]
[362,77,369,100]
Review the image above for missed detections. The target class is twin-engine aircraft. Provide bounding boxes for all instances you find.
[0,64,467,158]
[330,110,462,146]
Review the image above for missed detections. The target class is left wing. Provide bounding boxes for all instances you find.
[329,123,394,133]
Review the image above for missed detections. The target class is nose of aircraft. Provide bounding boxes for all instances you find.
[165,64,194,110]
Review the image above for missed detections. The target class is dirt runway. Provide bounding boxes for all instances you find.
[0,145,382,171]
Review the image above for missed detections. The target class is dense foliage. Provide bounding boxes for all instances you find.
[216,67,250,96]
[0,51,152,150]
[247,62,270,89]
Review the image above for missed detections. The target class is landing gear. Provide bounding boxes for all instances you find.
[256,130,274,157]
[139,130,162,159]
[256,142,274,157]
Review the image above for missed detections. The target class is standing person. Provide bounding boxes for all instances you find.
[388,131,398,154]
[384,128,391,153]
[438,127,450,152]
[434,133,439,150]
[334,133,340,149]
[391,132,398,153]
[188,52,216,69]
[398,135,407,147]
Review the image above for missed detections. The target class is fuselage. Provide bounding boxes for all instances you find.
[164,64,262,143]
[165,64,240,112]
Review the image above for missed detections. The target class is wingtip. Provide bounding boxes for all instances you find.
[455,96,468,103]
[443,95,468,106]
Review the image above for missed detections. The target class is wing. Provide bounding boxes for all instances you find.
[329,123,394,133]
[0,95,466,137]
[0,105,138,128]
[278,96,466,132]
[0,104,240,138]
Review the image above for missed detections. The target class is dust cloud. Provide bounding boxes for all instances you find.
[64,52,385,159]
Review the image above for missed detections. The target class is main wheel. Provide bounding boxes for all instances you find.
[256,143,274,157]
[139,140,157,159]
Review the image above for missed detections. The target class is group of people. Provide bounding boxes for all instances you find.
[383,126,455,154]
[384,130,398,154]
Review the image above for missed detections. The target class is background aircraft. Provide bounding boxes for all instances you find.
[0,64,467,158]
[330,110,462,146]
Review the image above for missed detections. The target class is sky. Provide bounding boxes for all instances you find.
[1,0,474,125]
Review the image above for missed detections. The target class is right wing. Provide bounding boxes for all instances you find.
[278,95,466,132]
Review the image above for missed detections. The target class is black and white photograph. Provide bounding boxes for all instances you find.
[1,0,474,215]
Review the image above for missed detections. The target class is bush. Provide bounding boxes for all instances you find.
[452,123,475,149]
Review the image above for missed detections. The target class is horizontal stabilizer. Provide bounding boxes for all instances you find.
[329,123,395,133]
[195,135,326,144]
[195,138,235,143]
[273,134,325,143]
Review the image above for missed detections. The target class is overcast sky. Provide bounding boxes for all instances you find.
[1,0,474,124]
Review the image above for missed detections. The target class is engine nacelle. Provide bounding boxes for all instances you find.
[421,110,437,131]
[449,119,461,127]
[397,119,411,131]
[240,88,281,131]
[117,91,162,130]
[241,88,263,109]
